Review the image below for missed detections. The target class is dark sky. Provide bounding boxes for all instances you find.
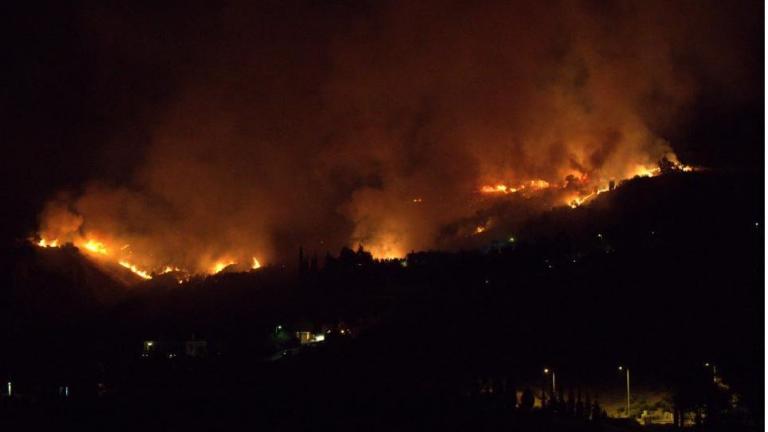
[1,0,763,267]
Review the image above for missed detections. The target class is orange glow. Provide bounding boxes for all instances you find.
[30,234,266,281]
[366,242,405,260]
[481,184,516,194]
[630,165,661,178]
[211,260,236,274]
[36,238,59,248]
[160,266,181,274]
[479,179,550,195]
[480,159,700,210]
[526,179,551,189]
[82,239,108,255]
[475,225,486,234]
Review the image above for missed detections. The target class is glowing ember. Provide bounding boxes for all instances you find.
[251,257,261,269]
[118,260,152,280]
[475,225,487,234]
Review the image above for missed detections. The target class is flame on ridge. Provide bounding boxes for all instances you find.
[31,234,263,282]
[118,260,152,280]
[479,160,698,208]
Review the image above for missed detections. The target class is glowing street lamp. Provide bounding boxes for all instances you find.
[618,366,630,418]
[543,368,556,394]
[704,362,717,383]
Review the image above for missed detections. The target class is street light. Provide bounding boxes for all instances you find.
[704,362,717,383]
[618,366,630,418]
[543,368,556,395]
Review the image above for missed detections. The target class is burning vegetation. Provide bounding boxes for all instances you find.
[480,157,696,209]
[32,156,698,279]
[26,0,742,269]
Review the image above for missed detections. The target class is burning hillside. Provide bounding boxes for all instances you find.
[479,156,696,208]
[26,0,751,271]
[32,156,698,279]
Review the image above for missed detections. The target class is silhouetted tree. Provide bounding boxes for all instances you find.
[298,246,308,274]
[310,254,318,272]
[520,388,534,412]
[566,388,575,416]
[507,381,518,409]
[591,398,602,422]
[576,388,585,418]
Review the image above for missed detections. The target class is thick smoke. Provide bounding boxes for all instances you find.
[37,0,759,269]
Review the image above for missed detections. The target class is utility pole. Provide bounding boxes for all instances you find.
[544,368,556,395]
[619,366,630,418]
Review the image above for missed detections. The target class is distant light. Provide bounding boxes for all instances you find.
[277,325,282,331]
[597,233,603,239]
[704,362,710,367]
[508,236,515,243]
[618,366,623,371]
[147,341,153,347]
[314,334,325,342]
[755,222,760,227]
[64,386,69,397]
[7,382,11,397]
[543,368,549,374]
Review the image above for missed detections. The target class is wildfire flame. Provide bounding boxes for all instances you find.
[118,260,152,280]
[479,159,698,209]
[31,156,697,277]
[160,266,181,274]
[82,239,108,255]
[37,238,59,248]
[211,260,236,274]
[480,179,550,195]
[30,234,259,282]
